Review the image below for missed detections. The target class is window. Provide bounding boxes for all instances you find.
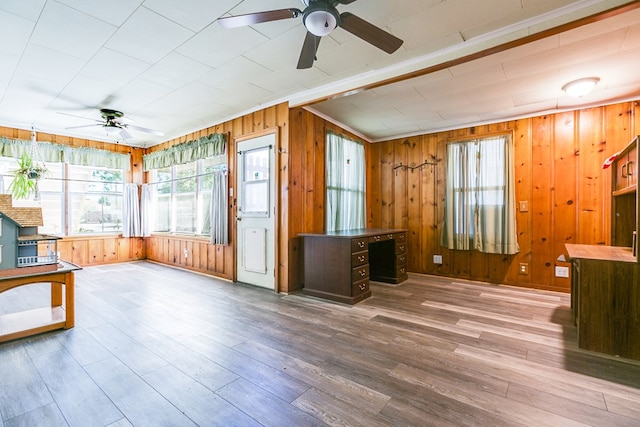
[149,157,223,236]
[325,131,365,232]
[69,166,124,234]
[0,157,124,236]
[441,134,519,254]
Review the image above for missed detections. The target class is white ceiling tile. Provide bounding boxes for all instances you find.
[30,2,116,60]
[107,78,175,113]
[0,10,34,57]
[16,44,85,91]
[0,0,46,21]
[79,48,151,87]
[144,0,239,32]
[139,52,212,90]
[198,56,270,89]
[57,0,143,26]
[177,23,267,69]
[106,7,194,64]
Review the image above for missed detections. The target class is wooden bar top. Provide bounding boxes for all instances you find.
[565,243,636,263]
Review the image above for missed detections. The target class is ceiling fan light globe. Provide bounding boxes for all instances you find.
[304,9,338,36]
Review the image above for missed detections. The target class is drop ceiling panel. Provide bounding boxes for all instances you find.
[79,48,151,88]
[105,7,194,64]
[0,10,34,57]
[0,0,46,21]
[30,2,116,60]
[145,0,239,32]
[177,24,268,69]
[56,0,143,26]
[139,52,213,90]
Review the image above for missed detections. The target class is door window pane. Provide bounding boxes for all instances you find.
[242,148,269,217]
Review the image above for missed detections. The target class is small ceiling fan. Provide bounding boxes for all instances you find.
[61,108,165,140]
[217,0,403,69]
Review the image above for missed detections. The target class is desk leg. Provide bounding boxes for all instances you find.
[65,272,75,329]
[52,282,62,306]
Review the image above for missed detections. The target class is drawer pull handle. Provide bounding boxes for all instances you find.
[388,234,393,239]
[358,255,365,262]
[400,268,405,274]
[360,270,366,277]
[359,283,366,291]
[400,256,406,263]
[374,235,380,241]
[358,241,365,248]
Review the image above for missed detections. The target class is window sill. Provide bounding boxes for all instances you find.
[148,233,211,243]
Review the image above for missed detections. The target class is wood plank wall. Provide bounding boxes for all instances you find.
[0,126,145,266]
[143,103,290,285]
[368,101,640,292]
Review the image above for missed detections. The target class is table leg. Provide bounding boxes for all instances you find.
[51,282,62,306]
[65,272,75,329]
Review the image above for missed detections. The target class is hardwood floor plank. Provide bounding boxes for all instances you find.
[216,378,326,427]
[3,403,67,427]
[0,345,53,420]
[31,349,122,426]
[142,365,261,427]
[506,382,639,426]
[83,356,198,426]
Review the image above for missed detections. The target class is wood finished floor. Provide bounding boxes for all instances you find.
[1,261,639,426]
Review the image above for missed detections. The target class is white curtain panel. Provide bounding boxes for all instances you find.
[210,171,228,245]
[123,183,141,238]
[140,184,153,237]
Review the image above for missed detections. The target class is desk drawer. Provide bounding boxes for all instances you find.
[396,243,407,255]
[351,238,368,252]
[352,264,369,282]
[397,253,407,267]
[352,278,369,296]
[396,232,407,243]
[352,251,369,267]
[396,265,407,277]
[369,234,391,243]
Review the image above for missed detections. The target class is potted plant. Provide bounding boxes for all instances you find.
[8,152,48,200]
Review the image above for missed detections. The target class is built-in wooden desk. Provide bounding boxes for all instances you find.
[300,229,408,304]
[565,244,639,361]
[0,261,81,343]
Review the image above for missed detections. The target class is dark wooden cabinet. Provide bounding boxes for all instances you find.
[612,136,638,251]
[300,229,408,304]
[566,244,639,361]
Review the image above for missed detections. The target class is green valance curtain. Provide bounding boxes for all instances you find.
[0,136,130,170]
[143,133,226,171]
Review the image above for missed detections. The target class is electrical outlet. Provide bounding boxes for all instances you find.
[519,263,528,275]
[433,254,443,264]
[555,266,569,278]
[184,248,188,259]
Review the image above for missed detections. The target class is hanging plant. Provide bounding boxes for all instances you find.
[8,152,48,200]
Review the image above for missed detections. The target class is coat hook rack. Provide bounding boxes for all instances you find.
[393,160,437,176]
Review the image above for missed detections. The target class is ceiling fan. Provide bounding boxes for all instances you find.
[217,0,403,69]
[61,108,165,140]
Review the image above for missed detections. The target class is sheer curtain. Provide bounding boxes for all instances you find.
[326,132,365,232]
[442,134,519,255]
[140,184,153,237]
[122,183,141,238]
[209,170,228,245]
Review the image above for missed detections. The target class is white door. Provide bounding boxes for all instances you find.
[236,132,276,289]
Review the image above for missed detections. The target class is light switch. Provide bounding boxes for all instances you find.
[519,201,529,212]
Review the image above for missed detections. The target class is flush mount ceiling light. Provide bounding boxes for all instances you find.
[303,4,339,36]
[562,77,600,98]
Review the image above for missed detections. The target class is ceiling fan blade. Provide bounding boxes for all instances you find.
[58,112,103,123]
[218,8,302,28]
[126,124,165,137]
[65,123,102,130]
[297,31,322,69]
[339,12,403,54]
[118,128,133,140]
[336,0,358,3]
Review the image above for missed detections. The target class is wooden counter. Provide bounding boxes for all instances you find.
[566,244,639,361]
[300,229,408,304]
[0,261,81,343]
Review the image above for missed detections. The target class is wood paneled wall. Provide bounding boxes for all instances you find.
[144,103,290,285]
[0,126,146,267]
[369,101,640,292]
